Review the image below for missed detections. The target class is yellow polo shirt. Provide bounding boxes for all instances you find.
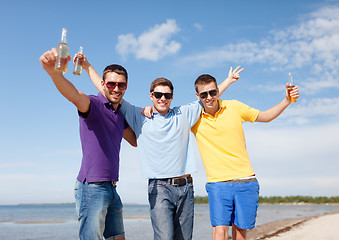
[191,99,259,183]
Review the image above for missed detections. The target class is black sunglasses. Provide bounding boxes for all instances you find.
[106,81,127,90]
[199,89,218,99]
[152,92,173,99]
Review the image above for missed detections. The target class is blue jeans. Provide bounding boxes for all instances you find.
[74,180,125,240]
[148,179,194,240]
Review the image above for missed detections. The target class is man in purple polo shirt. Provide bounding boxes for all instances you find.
[40,48,136,240]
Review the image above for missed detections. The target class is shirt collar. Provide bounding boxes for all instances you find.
[202,99,226,115]
[98,92,121,112]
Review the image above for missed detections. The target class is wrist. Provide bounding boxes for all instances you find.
[83,64,91,72]
[284,96,290,104]
[48,70,63,78]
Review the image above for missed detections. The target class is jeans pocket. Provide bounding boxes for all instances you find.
[89,182,106,187]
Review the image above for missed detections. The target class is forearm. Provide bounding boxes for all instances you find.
[217,66,244,98]
[49,72,79,101]
[256,97,290,122]
[49,72,89,112]
[217,78,232,97]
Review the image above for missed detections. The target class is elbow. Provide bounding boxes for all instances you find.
[263,118,273,123]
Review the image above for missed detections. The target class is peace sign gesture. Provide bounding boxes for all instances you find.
[226,66,244,83]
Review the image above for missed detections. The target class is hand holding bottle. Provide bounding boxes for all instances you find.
[286,72,299,103]
[40,48,71,76]
[73,46,84,75]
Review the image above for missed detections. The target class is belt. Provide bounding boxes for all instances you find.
[87,181,116,186]
[150,175,193,186]
[223,177,257,184]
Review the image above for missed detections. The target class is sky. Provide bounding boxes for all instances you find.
[1,0,339,205]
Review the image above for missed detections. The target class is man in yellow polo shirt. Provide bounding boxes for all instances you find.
[191,72,299,240]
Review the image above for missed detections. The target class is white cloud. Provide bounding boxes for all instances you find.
[179,6,339,93]
[244,121,339,196]
[116,19,181,61]
[284,97,339,118]
[193,23,203,31]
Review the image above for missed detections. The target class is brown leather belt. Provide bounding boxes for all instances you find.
[223,178,257,184]
[150,175,193,186]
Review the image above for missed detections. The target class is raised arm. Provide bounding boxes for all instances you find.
[79,54,105,95]
[255,83,299,122]
[217,66,244,97]
[40,48,90,113]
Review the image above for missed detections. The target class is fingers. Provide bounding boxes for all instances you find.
[73,53,85,63]
[237,68,244,74]
[233,66,244,74]
[291,86,299,98]
[233,66,240,72]
[40,48,57,64]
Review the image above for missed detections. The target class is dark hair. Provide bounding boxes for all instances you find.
[102,64,128,82]
[150,77,174,93]
[194,74,217,92]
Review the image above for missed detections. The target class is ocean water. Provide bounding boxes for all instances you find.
[1,204,339,239]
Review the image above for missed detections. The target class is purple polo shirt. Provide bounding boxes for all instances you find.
[76,93,127,183]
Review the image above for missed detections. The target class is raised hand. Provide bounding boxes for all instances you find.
[226,66,244,84]
[40,48,71,75]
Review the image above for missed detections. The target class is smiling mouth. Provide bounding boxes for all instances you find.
[158,102,167,107]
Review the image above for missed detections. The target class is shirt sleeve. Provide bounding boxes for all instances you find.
[235,100,260,123]
[179,100,203,127]
[119,100,145,136]
[78,95,98,122]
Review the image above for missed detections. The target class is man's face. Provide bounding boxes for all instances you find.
[150,85,173,115]
[196,82,219,111]
[102,72,127,105]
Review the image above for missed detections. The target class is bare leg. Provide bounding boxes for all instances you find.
[213,226,229,240]
[232,224,246,240]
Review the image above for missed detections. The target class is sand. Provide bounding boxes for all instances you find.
[247,211,339,240]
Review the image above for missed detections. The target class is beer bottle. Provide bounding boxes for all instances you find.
[287,72,297,103]
[73,46,83,75]
[55,28,69,73]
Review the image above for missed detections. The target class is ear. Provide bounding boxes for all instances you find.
[149,92,153,100]
[195,92,200,100]
[101,80,105,88]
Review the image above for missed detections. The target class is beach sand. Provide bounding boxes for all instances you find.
[247,211,339,240]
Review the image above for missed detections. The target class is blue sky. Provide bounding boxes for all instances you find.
[1,0,339,205]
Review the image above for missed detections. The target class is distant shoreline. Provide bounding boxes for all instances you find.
[5,202,339,206]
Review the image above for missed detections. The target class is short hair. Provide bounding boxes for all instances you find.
[150,77,174,93]
[194,74,217,92]
[102,64,128,82]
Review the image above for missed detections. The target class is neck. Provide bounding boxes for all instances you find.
[112,103,119,111]
[205,102,219,116]
[153,107,169,116]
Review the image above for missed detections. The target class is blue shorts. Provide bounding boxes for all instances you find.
[74,180,125,240]
[206,180,259,229]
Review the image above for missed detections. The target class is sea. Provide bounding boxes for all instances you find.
[1,204,339,240]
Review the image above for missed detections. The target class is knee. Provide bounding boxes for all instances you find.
[213,226,228,239]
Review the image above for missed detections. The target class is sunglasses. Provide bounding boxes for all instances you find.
[152,92,173,99]
[106,81,127,90]
[198,89,218,99]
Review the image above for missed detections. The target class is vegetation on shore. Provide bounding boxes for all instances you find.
[194,196,339,204]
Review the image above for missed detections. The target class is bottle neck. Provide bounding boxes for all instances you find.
[61,29,67,43]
